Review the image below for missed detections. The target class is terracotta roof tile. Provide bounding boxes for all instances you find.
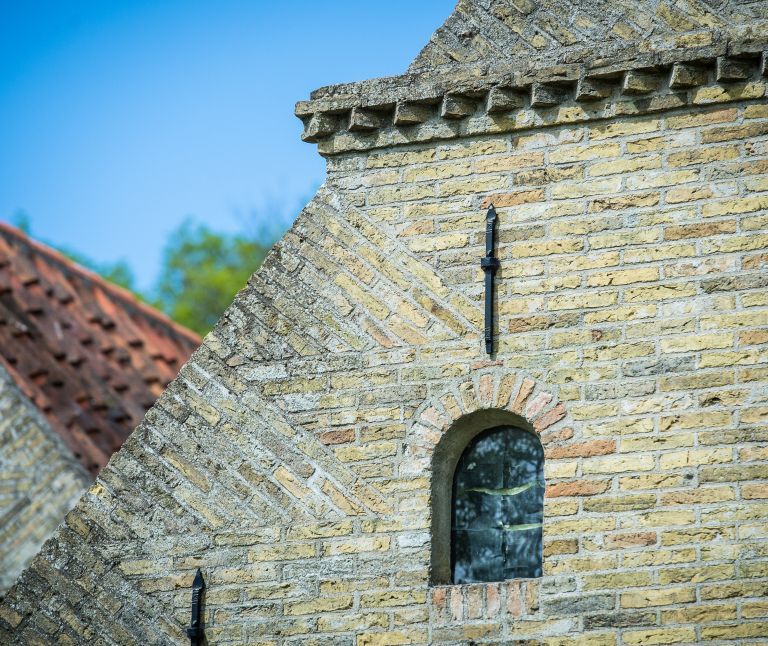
[0,222,201,476]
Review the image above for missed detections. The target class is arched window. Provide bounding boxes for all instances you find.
[451,425,544,584]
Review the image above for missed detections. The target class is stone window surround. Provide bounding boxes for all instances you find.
[432,407,539,585]
[405,371,569,586]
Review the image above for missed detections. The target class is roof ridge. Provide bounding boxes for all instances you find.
[0,220,201,346]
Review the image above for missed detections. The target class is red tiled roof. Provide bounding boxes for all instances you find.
[0,222,201,476]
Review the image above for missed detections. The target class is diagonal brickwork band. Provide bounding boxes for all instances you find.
[2,1,768,644]
[409,0,768,73]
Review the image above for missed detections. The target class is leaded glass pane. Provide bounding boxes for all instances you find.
[451,425,544,583]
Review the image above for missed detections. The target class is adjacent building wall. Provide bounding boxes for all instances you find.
[1,64,767,646]
[0,366,89,595]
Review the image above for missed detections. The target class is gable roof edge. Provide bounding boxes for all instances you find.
[0,222,201,347]
[296,22,768,156]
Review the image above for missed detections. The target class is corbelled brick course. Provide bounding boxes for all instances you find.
[1,1,767,644]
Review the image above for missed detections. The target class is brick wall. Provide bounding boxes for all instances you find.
[0,366,89,596]
[1,79,767,645]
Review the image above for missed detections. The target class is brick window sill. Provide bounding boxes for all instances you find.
[430,579,540,622]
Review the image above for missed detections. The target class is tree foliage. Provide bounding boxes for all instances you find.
[153,218,273,335]
[12,212,139,292]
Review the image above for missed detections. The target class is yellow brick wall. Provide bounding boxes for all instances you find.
[2,80,767,646]
[315,97,768,644]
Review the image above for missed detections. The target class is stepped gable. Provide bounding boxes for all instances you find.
[410,0,768,72]
[0,222,201,475]
[296,0,768,155]
[1,1,767,643]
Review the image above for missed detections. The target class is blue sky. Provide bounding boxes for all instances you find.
[0,1,452,290]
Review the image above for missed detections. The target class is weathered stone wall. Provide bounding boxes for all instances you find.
[407,0,768,74]
[0,366,89,596]
[1,64,768,646]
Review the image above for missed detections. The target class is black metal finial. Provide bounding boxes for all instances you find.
[480,205,500,354]
[186,568,205,646]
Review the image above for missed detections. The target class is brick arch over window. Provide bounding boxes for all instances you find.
[405,372,570,584]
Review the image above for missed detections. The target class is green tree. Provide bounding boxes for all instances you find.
[11,212,139,293]
[12,210,32,234]
[153,218,273,335]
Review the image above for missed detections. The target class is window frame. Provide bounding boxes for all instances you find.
[451,424,545,584]
[429,408,542,586]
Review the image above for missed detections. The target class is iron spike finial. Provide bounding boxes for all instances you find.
[481,204,500,355]
[186,568,205,646]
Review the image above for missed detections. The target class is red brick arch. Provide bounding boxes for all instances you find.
[405,370,572,585]
[404,371,570,477]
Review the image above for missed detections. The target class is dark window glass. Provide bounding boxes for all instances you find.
[451,425,544,583]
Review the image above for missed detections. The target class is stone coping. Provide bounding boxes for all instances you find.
[295,28,768,156]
